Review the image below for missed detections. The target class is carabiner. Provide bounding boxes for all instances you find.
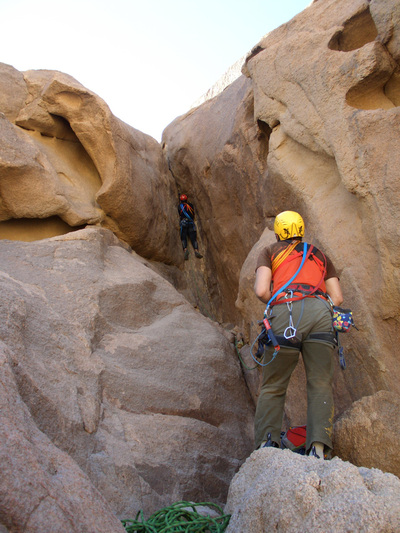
[284,326,297,339]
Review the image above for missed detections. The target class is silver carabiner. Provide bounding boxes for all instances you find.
[285,290,294,306]
[284,326,297,339]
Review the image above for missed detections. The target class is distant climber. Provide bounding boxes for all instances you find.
[253,211,343,459]
[178,194,203,260]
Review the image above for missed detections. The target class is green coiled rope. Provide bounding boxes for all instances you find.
[121,500,231,532]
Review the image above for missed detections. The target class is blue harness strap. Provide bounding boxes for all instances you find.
[265,242,308,311]
[179,202,194,221]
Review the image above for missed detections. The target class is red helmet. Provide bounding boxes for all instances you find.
[180,194,187,202]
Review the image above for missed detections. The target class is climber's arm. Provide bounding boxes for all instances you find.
[254,266,272,304]
[325,277,343,306]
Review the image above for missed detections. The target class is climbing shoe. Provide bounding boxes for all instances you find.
[261,432,280,449]
[309,446,321,458]
[184,250,189,260]
[194,251,203,259]
[308,442,325,459]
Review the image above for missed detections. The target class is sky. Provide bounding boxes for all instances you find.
[0,0,311,141]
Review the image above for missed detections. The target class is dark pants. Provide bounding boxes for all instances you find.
[180,220,198,250]
[254,297,335,453]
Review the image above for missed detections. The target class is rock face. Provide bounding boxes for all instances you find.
[225,448,400,533]
[0,227,254,526]
[163,73,270,324]
[0,341,125,533]
[0,63,181,264]
[333,391,400,478]
[163,0,400,454]
[1,0,400,529]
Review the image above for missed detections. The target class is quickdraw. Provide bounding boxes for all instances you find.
[283,291,297,340]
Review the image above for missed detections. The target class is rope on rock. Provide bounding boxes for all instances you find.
[234,338,258,371]
[121,501,231,532]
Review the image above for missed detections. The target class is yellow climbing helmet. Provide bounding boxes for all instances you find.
[274,211,305,240]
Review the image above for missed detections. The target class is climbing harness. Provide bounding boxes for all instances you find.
[251,243,309,366]
[251,241,358,369]
[179,202,195,222]
[179,204,194,235]
[121,500,231,532]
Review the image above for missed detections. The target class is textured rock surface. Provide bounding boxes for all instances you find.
[225,448,400,533]
[334,391,400,478]
[163,0,400,448]
[0,227,254,525]
[0,64,181,264]
[0,341,125,533]
[163,73,269,324]
[1,0,400,528]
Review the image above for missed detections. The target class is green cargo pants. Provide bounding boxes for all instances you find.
[254,297,335,453]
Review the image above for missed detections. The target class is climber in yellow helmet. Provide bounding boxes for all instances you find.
[253,211,343,459]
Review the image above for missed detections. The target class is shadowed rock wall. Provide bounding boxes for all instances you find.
[163,75,271,324]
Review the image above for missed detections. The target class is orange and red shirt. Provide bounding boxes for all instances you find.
[256,239,338,299]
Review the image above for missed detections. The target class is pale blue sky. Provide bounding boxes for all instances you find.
[0,0,310,140]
